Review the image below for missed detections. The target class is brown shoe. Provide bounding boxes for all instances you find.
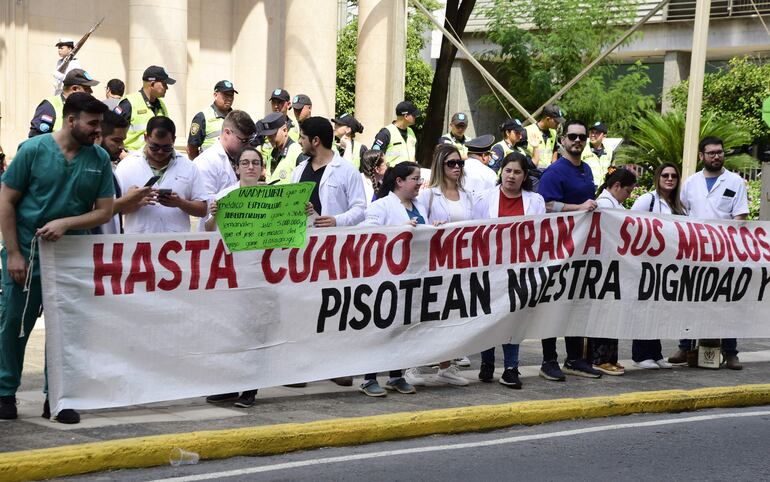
[668,349,688,364]
[330,377,353,387]
[724,355,743,370]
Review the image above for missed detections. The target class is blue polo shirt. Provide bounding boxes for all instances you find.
[537,156,596,204]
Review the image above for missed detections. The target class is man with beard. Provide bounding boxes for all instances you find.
[186,80,238,160]
[536,120,601,382]
[0,93,115,424]
[671,136,749,370]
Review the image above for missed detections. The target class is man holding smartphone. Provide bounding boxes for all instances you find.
[115,116,207,233]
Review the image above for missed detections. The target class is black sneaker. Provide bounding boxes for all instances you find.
[478,362,495,382]
[205,392,239,403]
[43,399,80,424]
[563,359,602,379]
[539,360,566,381]
[0,396,17,420]
[234,390,258,408]
[499,368,522,389]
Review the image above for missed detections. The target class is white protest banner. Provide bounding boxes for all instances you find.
[40,210,770,414]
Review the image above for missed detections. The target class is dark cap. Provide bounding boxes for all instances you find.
[55,37,75,48]
[258,112,288,136]
[589,121,608,134]
[332,113,364,134]
[450,112,468,126]
[269,88,290,103]
[142,65,176,85]
[501,118,524,132]
[63,69,99,87]
[292,94,312,109]
[395,100,421,117]
[465,134,496,154]
[542,104,565,123]
[214,80,238,94]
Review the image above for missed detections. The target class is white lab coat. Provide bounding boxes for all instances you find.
[416,186,473,224]
[462,156,497,195]
[595,189,623,209]
[291,153,366,226]
[681,169,749,221]
[631,191,675,215]
[363,191,429,226]
[472,187,545,219]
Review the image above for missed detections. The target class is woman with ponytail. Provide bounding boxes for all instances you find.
[360,149,387,204]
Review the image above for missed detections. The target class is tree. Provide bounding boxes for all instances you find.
[335,19,359,116]
[415,0,476,166]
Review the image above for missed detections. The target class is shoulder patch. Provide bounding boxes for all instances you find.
[190,123,200,136]
[371,144,381,151]
[39,123,50,132]
[113,106,123,114]
[41,115,54,124]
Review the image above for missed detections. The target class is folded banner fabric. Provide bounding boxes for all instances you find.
[40,210,770,413]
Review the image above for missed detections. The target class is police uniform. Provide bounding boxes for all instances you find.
[257,112,304,184]
[463,134,498,195]
[372,101,420,166]
[29,69,100,137]
[188,80,238,153]
[524,104,565,168]
[290,94,312,142]
[439,112,470,158]
[490,118,529,172]
[582,122,614,186]
[115,65,175,151]
[332,113,367,169]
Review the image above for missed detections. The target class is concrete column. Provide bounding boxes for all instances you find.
[661,50,691,114]
[232,0,285,120]
[355,0,407,148]
[0,0,30,155]
[128,0,188,129]
[283,0,338,119]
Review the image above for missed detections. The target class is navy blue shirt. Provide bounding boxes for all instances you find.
[537,156,596,204]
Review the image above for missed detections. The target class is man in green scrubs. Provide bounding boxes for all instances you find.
[0,93,115,424]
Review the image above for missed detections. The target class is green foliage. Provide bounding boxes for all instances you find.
[748,179,761,221]
[481,0,652,135]
[335,19,359,116]
[668,57,770,144]
[614,110,757,173]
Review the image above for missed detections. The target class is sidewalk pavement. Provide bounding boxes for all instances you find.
[1,321,769,481]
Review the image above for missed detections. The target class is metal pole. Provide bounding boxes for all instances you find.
[409,0,536,124]
[681,0,711,180]
[530,0,672,123]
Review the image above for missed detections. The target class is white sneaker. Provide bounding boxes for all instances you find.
[655,358,673,369]
[436,365,470,386]
[633,359,660,370]
[404,367,435,386]
[454,356,471,367]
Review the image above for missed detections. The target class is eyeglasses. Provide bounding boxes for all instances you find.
[660,173,679,179]
[147,143,175,153]
[445,160,465,168]
[566,133,588,142]
[704,150,724,158]
[239,159,262,167]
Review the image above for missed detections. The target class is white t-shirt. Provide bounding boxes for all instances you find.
[115,152,207,234]
[445,198,469,222]
[681,169,749,221]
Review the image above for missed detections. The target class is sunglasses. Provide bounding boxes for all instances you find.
[660,173,679,179]
[445,160,465,168]
[147,143,175,153]
[566,133,588,141]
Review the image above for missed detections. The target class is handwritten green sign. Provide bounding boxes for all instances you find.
[215,182,314,251]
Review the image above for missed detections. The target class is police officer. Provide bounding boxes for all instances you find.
[114,65,175,151]
[490,118,528,171]
[290,94,312,142]
[29,69,99,138]
[257,112,304,184]
[332,113,366,169]
[525,104,564,168]
[463,134,498,195]
[53,38,82,95]
[260,88,296,158]
[582,121,614,185]
[371,101,419,166]
[439,112,470,159]
[187,80,238,160]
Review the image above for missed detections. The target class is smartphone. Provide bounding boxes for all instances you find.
[144,175,161,187]
[158,188,172,197]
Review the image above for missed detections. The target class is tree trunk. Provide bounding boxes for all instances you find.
[415,0,476,167]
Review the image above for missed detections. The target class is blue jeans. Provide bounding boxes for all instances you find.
[678,339,738,356]
[481,344,520,368]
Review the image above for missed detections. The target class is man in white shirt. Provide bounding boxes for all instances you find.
[462,134,498,196]
[193,110,256,230]
[53,38,83,95]
[673,136,749,370]
[115,116,208,233]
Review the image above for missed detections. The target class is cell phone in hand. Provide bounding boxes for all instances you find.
[144,175,161,187]
[158,188,172,197]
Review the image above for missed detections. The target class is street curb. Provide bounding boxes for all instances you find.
[2,383,769,481]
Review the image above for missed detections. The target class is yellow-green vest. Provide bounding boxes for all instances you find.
[493,139,514,159]
[582,143,614,186]
[266,141,303,184]
[442,132,469,158]
[123,92,169,151]
[287,111,300,142]
[334,138,363,169]
[384,123,416,166]
[525,123,557,168]
[46,95,65,132]
[201,105,226,150]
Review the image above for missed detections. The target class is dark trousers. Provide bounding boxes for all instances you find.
[365,370,403,381]
[632,339,663,362]
[589,338,618,365]
[542,336,584,363]
[679,339,738,356]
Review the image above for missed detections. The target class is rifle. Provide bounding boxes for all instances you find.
[57,17,104,74]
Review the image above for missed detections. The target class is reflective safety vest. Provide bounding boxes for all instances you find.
[384,124,416,166]
[335,138,364,169]
[287,111,300,142]
[524,123,557,168]
[582,143,614,186]
[201,106,226,151]
[46,95,65,132]
[123,92,169,151]
[442,132,469,158]
[266,140,303,184]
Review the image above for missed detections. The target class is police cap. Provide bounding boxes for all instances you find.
[269,88,290,103]
[142,65,177,85]
[395,100,421,117]
[56,38,75,48]
[589,121,608,134]
[450,112,468,126]
[332,113,364,134]
[258,112,288,136]
[465,134,495,154]
[214,80,238,94]
[501,118,524,133]
[542,104,565,123]
[292,94,312,109]
[63,69,99,87]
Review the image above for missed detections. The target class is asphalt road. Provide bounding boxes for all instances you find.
[60,406,770,482]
